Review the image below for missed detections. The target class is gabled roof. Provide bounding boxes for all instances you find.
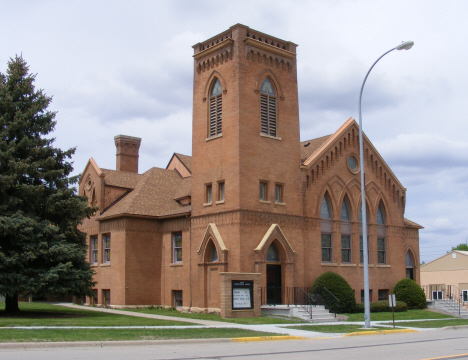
[301,117,405,191]
[174,153,192,173]
[300,135,331,163]
[99,167,191,219]
[421,251,468,272]
[79,157,103,184]
[404,218,424,229]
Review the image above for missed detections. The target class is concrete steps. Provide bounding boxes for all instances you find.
[433,300,468,319]
[261,304,339,323]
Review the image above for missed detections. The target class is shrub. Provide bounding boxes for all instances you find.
[355,300,407,313]
[310,272,356,313]
[393,279,427,309]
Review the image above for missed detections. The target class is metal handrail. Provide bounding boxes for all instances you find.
[298,287,315,319]
[322,287,340,317]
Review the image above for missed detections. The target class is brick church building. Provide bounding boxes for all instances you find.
[78,24,422,313]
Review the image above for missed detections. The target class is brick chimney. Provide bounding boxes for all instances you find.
[114,135,141,173]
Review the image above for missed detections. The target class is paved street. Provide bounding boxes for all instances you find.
[1,328,468,360]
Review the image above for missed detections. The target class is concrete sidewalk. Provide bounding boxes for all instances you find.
[57,303,228,326]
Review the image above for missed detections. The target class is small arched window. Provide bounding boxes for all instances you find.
[321,196,332,219]
[209,78,222,137]
[211,246,218,262]
[266,243,280,262]
[377,203,386,224]
[341,197,350,221]
[406,251,414,280]
[260,78,277,137]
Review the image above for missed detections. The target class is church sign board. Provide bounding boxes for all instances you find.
[232,280,254,310]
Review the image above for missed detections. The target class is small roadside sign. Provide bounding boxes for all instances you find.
[389,294,396,328]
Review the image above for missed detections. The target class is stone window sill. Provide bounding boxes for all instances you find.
[359,264,375,268]
[275,202,286,206]
[340,263,357,267]
[101,263,111,267]
[206,134,223,142]
[215,200,225,205]
[260,133,281,141]
[170,263,183,267]
[321,262,338,267]
[259,200,271,204]
[377,264,391,268]
[203,202,212,207]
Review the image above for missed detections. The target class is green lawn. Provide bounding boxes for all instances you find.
[125,307,306,324]
[284,324,387,334]
[0,328,277,343]
[396,319,468,328]
[343,309,454,322]
[0,302,193,327]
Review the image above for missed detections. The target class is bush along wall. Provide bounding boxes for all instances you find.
[393,278,427,310]
[310,272,356,313]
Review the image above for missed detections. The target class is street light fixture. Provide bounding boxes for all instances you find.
[358,40,414,329]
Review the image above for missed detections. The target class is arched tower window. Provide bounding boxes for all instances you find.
[260,78,277,137]
[321,194,333,262]
[376,202,387,264]
[340,196,352,263]
[209,78,222,137]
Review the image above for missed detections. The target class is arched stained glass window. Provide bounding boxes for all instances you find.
[321,196,332,219]
[260,78,277,137]
[377,203,385,224]
[341,198,350,220]
[266,243,280,262]
[211,246,218,262]
[405,251,414,267]
[209,78,222,137]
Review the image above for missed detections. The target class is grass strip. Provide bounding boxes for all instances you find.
[0,302,192,327]
[125,308,305,324]
[0,328,277,343]
[343,309,454,322]
[395,319,468,328]
[283,324,387,334]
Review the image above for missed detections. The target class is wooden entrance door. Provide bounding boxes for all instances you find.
[266,264,281,304]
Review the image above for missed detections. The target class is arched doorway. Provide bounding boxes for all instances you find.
[266,242,281,304]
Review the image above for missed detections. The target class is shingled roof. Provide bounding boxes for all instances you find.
[300,135,331,163]
[100,167,191,219]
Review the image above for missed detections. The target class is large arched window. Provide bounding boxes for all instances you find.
[321,195,333,262]
[340,196,352,263]
[376,202,387,264]
[209,78,222,137]
[260,78,277,137]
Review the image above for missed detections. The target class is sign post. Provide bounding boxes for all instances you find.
[389,294,396,328]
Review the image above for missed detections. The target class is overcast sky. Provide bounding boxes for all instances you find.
[2,0,467,263]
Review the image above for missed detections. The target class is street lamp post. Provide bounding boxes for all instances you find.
[358,41,414,329]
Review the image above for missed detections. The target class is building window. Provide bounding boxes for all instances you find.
[360,236,369,264]
[173,290,182,308]
[341,235,351,263]
[211,246,218,262]
[90,236,98,264]
[341,197,352,263]
[377,202,386,264]
[102,234,110,264]
[266,243,280,262]
[209,78,222,137]
[92,289,98,305]
[378,289,389,301]
[377,238,386,264]
[218,181,225,202]
[275,184,284,203]
[321,234,332,262]
[205,184,212,204]
[406,251,414,280]
[361,289,373,303]
[103,289,110,306]
[321,195,333,262]
[259,181,268,201]
[260,78,277,137]
[173,232,182,263]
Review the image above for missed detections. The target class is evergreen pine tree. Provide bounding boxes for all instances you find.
[0,56,96,314]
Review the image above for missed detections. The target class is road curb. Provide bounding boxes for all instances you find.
[344,329,420,336]
[231,336,307,342]
[0,338,232,349]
